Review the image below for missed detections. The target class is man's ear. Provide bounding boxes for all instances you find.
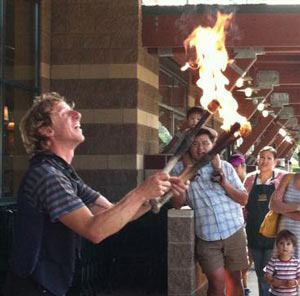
[38,126,54,137]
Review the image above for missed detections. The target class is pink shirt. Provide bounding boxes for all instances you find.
[244,169,287,193]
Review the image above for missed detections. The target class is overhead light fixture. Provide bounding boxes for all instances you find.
[236,87,260,96]
[235,78,244,88]
[285,135,293,144]
[244,87,253,97]
[262,110,269,117]
[279,128,287,137]
[3,106,9,121]
[257,103,265,111]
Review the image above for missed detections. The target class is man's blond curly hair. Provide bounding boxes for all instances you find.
[19,92,67,155]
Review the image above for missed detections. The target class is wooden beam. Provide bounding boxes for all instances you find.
[143,5,300,49]
[278,142,295,159]
[251,122,280,157]
[238,111,274,155]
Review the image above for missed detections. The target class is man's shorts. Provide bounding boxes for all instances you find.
[195,227,248,275]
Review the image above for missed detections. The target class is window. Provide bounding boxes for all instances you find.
[0,0,39,198]
[159,58,188,151]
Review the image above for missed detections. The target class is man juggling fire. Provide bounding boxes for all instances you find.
[3,92,187,296]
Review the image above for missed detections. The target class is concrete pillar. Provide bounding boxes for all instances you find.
[168,208,207,296]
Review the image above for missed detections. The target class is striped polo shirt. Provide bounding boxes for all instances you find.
[10,153,100,296]
[26,153,100,221]
[265,256,300,296]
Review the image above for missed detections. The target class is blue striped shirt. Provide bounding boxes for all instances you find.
[172,160,245,241]
[24,154,99,221]
[11,153,100,295]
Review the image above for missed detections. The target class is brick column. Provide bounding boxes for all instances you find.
[46,0,159,200]
[168,208,207,296]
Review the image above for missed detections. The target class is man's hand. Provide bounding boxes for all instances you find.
[211,154,226,186]
[137,172,171,201]
[170,177,189,197]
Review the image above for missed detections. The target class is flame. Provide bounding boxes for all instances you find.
[182,12,251,134]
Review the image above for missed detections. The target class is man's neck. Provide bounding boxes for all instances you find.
[49,145,75,164]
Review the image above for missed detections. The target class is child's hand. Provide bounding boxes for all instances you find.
[271,278,286,288]
[286,279,298,288]
[182,152,194,167]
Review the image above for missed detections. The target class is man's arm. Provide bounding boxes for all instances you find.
[171,188,187,209]
[59,172,172,244]
[216,164,248,206]
[169,162,189,209]
[89,196,114,214]
[220,177,248,206]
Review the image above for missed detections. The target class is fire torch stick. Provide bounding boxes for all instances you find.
[162,99,220,174]
[151,122,243,213]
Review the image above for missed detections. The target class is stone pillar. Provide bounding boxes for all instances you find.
[168,208,207,296]
[48,0,160,200]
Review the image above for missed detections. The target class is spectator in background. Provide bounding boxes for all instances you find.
[244,146,286,296]
[162,106,203,154]
[228,153,251,296]
[270,172,300,258]
[229,153,247,182]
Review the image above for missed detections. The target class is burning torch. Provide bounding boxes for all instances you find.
[150,12,252,213]
[151,121,251,213]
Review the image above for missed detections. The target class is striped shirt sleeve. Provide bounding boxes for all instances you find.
[264,257,276,275]
[36,171,85,222]
[77,180,99,205]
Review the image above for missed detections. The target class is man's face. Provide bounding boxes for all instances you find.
[190,134,213,161]
[49,101,85,147]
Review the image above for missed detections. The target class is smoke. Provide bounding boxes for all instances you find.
[174,4,242,46]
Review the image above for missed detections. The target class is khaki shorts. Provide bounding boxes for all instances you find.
[196,227,248,275]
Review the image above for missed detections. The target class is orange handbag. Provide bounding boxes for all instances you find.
[259,173,294,238]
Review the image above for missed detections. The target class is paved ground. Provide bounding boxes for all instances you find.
[97,270,259,296]
[247,268,259,295]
